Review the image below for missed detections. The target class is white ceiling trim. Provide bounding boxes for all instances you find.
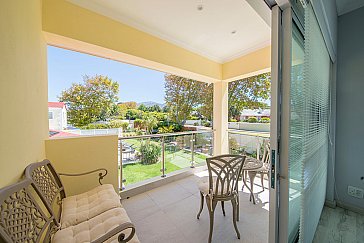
[68,0,270,64]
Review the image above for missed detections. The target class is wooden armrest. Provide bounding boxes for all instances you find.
[59,168,108,185]
[92,222,136,243]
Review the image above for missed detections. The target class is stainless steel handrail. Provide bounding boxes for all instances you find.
[227,129,270,138]
[118,129,214,140]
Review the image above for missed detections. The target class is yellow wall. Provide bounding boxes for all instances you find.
[45,135,119,196]
[42,0,222,81]
[222,46,271,81]
[0,0,48,188]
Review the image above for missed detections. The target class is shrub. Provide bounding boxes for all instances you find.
[135,128,144,135]
[247,117,258,123]
[188,115,199,120]
[229,137,246,155]
[81,123,109,129]
[229,118,237,122]
[139,140,161,165]
[193,122,199,126]
[158,125,175,134]
[109,120,129,129]
[134,119,144,129]
[201,121,211,127]
[260,117,270,123]
[173,124,183,132]
[157,121,182,132]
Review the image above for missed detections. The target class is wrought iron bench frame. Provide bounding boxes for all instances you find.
[0,160,136,243]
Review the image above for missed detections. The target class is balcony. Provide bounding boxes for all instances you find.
[44,128,270,240]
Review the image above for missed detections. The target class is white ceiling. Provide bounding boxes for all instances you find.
[68,0,271,63]
[336,0,364,15]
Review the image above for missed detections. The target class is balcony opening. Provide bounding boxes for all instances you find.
[47,45,214,190]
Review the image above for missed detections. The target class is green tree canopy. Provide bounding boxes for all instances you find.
[228,73,271,120]
[138,104,148,112]
[142,113,158,134]
[59,75,119,127]
[198,83,213,121]
[164,74,212,124]
[119,101,137,110]
[148,104,162,112]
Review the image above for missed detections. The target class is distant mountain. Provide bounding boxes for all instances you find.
[138,101,165,108]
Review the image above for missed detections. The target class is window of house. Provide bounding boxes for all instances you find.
[48,112,53,119]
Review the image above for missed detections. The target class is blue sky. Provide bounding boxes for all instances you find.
[47,46,166,104]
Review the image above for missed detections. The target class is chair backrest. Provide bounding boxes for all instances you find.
[25,160,65,223]
[206,155,246,198]
[0,179,57,243]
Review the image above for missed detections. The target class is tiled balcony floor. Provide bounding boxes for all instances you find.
[122,174,269,243]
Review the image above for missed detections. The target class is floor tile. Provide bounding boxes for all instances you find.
[124,174,270,243]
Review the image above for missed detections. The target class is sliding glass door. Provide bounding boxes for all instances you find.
[269,1,331,242]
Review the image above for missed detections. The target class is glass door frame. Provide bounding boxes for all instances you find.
[269,2,305,242]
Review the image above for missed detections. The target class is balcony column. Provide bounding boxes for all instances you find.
[213,81,229,155]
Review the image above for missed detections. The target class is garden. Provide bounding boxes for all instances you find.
[120,134,212,186]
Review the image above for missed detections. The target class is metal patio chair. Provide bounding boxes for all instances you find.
[196,154,246,243]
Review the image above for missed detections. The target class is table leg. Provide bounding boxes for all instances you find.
[242,170,256,204]
[248,171,257,204]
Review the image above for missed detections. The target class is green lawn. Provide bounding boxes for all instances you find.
[121,139,209,186]
[122,161,181,185]
[122,150,208,186]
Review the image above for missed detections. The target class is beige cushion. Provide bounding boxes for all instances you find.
[53,207,139,243]
[61,184,122,229]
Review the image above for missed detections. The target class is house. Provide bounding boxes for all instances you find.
[48,102,67,131]
[1,1,363,243]
[240,109,271,121]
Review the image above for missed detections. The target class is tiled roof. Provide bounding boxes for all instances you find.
[49,130,78,138]
[48,102,65,108]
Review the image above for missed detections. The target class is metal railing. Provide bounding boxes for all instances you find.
[118,130,214,190]
[228,129,270,157]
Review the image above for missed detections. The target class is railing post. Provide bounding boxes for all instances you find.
[190,133,195,168]
[119,139,124,192]
[161,136,166,177]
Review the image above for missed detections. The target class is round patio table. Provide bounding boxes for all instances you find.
[242,157,263,204]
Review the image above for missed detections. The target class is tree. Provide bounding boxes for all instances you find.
[118,101,137,110]
[228,73,271,120]
[142,113,158,134]
[138,104,148,112]
[125,109,143,120]
[164,74,210,124]
[198,83,213,121]
[148,104,162,112]
[59,75,119,127]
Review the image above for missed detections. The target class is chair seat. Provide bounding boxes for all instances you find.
[53,207,139,243]
[61,184,122,229]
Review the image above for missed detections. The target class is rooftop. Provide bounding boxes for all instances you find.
[48,101,65,108]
